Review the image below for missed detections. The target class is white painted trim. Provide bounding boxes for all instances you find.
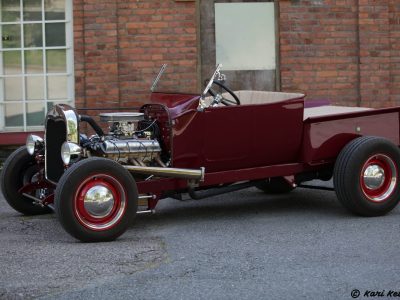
[20,0,27,131]
[42,0,47,117]
[0,0,4,130]
[0,73,69,78]
[66,0,75,106]
[0,20,70,25]
[1,47,70,51]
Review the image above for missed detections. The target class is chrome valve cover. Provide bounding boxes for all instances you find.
[100,139,161,160]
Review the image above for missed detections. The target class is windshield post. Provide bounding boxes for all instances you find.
[150,64,168,92]
[198,64,223,111]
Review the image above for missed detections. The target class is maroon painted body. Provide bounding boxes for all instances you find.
[302,108,400,165]
[9,92,400,230]
[133,91,400,205]
[149,92,304,171]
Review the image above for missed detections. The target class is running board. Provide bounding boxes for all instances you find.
[136,209,155,215]
[297,184,335,191]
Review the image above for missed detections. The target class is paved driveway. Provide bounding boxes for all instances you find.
[1,183,400,299]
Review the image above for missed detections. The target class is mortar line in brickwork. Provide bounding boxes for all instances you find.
[116,0,122,108]
[356,0,361,107]
[388,1,394,106]
[196,0,201,92]
[82,0,87,109]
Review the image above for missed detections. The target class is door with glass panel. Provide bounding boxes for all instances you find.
[0,0,73,132]
[200,0,278,91]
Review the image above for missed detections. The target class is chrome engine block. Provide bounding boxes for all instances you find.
[97,139,161,162]
[95,112,161,163]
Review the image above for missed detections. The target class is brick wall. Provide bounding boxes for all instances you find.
[390,1,400,108]
[73,0,198,112]
[279,0,400,107]
[73,0,400,110]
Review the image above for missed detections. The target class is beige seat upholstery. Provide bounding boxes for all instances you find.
[203,90,372,121]
[203,90,304,106]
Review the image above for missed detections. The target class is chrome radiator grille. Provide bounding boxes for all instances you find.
[44,104,78,183]
[45,118,67,183]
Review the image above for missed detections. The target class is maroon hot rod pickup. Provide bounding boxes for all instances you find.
[2,65,400,242]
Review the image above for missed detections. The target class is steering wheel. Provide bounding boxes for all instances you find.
[207,80,241,106]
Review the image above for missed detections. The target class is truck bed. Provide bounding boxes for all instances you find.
[302,105,400,164]
[303,106,372,120]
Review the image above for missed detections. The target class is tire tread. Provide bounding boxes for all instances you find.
[334,136,400,216]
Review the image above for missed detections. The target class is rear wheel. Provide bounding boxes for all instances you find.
[255,177,295,194]
[334,136,400,216]
[55,157,138,242]
[0,146,50,215]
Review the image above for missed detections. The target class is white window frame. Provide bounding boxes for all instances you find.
[0,0,74,132]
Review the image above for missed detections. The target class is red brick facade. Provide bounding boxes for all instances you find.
[73,0,198,111]
[280,0,400,108]
[2,0,400,146]
[73,0,400,110]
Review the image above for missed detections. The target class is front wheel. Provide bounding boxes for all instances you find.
[0,146,51,215]
[334,136,400,216]
[55,158,138,242]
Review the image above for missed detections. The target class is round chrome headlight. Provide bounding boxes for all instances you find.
[26,134,43,155]
[61,142,82,165]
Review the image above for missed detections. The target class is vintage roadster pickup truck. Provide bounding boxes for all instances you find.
[2,65,400,242]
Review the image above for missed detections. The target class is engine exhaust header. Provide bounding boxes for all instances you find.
[124,165,205,181]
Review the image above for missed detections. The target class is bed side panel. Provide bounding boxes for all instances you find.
[302,111,400,164]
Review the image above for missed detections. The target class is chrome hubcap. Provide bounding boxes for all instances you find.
[363,165,385,190]
[83,185,115,218]
[361,154,397,202]
[75,174,127,231]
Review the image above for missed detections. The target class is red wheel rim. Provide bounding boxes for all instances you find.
[74,174,127,231]
[360,154,397,202]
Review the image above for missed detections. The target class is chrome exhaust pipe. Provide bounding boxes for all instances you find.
[124,165,205,181]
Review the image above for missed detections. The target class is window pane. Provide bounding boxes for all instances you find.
[47,75,67,99]
[24,24,43,48]
[47,101,55,111]
[1,0,20,22]
[23,0,42,21]
[2,25,21,48]
[25,50,43,74]
[3,51,22,75]
[45,0,65,20]
[5,103,23,127]
[26,102,45,126]
[46,49,66,73]
[47,101,64,111]
[4,77,22,101]
[215,3,276,70]
[45,23,65,47]
[26,76,44,100]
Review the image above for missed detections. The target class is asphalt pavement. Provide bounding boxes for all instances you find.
[1,182,400,299]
